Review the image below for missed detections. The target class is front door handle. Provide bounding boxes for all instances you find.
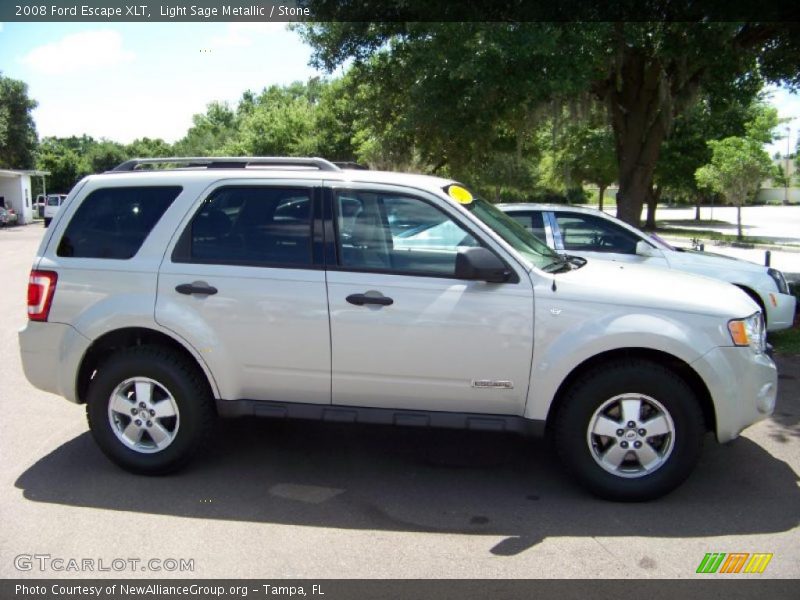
[176,281,218,296]
[346,293,393,307]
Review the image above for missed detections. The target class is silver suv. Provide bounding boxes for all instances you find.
[19,157,778,501]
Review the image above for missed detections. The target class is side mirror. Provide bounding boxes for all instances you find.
[636,240,661,257]
[455,247,512,283]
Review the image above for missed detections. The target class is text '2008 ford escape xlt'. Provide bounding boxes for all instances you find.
[19,157,777,501]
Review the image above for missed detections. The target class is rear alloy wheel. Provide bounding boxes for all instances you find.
[554,360,704,501]
[87,345,214,474]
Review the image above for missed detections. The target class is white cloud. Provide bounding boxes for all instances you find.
[20,30,135,75]
[210,22,287,49]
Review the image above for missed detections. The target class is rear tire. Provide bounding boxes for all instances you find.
[554,359,704,501]
[86,345,215,474]
[43,218,51,228]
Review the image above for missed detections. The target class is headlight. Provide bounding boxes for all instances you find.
[728,312,766,353]
[767,268,789,294]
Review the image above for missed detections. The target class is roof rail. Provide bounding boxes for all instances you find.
[111,157,342,172]
[333,161,369,170]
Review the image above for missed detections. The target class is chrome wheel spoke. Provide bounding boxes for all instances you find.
[147,422,171,449]
[121,420,144,445]
[620,399,642,426]
[152,400,176,419]
[134,381,154,405]
[634,442,661,470]
[592,415,621,438]
[601,443,628,469]
[643,415,670,437]
[109,392,133,415]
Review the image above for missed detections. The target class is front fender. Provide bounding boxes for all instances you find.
[525,302,723,421]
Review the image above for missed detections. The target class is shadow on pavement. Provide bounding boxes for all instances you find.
[15,410,799,557]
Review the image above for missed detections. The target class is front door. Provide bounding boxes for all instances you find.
[325,184,534,415]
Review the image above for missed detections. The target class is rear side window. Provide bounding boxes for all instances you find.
[507,211,547,242]
[179,186,313,267]
[57,187,181,259]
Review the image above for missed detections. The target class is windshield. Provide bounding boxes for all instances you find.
[464,198,564,271]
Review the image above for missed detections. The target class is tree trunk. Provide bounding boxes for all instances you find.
[694,195,701,221]
[736,204,743,240]
[602,38,702,228]
[644,185,662,230]
[598,185,606,212]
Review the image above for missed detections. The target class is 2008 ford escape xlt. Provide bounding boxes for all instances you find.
[19,157,777,501]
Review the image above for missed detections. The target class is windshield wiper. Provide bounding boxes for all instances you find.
[542,257,571,273]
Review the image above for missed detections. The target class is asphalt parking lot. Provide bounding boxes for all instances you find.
[1,223,798,579]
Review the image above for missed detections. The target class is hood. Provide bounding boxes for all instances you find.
[549,259,759,319]
[666,247,768,275]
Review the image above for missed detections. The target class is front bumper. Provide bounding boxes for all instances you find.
[691,346,778,443]
[765,291,796,331]
[18,321,91,403]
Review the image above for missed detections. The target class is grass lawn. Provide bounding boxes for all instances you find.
[770,324,800,355]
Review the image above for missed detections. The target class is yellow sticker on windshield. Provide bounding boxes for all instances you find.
[446,185,473,205]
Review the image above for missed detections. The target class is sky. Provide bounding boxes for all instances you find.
[0,22,322,143]
[0,22,799,154]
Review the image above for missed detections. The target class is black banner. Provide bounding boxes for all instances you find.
[2,0,800,22]
[3,580,800,600]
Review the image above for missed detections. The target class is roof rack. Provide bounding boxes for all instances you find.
[333,161,369,170]
[111,157,342,172]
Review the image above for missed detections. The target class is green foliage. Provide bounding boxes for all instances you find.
[695,135,773,237]
[0,72,38,169]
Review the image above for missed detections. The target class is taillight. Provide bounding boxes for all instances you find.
[27,270,58,321]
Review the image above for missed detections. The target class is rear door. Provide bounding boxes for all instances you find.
[325,183,534,415]
[155,180,331,404]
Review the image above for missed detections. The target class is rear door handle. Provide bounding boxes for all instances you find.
[346,293,393,307]
[176,281,218,296]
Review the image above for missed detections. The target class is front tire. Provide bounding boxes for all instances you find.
[43,218,51,227]
[86,345,215,474]
[554,360,704,501]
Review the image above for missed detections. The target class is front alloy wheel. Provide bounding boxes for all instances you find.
[554,360,704,501]
[587,394,675,478]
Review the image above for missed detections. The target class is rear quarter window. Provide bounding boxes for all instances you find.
[57,187,182,259]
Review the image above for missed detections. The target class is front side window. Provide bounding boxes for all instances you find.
[335,191,479,276]
[57,186,181,259]
[555,212,639,254]
[187,187,312,267]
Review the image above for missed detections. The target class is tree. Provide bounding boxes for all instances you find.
[695,137,773,239]
[173,101,237,156]
[36,137,91,192]
[0,73,38,169]
[557,125,616,210]
[654,95,773,223]
[297,17,800,226]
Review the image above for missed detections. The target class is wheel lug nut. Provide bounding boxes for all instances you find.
[131,408,138,415]
[616,429,625,436]
[620,441,629,449]
[146,421,153,427]
[638,429,646,436]
[634,441,642,449]
[149,409,156,416]
[139,402,146,408]
[627,421,636,428]
[135,419,142,426]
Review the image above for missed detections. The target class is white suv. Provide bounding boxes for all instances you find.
[18,157,778,501]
